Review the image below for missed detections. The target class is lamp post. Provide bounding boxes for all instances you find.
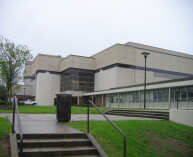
[141,52,150,109]
[24,87,26,101]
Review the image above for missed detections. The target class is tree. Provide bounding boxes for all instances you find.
[0,37,33,105]
[0,84,6,101]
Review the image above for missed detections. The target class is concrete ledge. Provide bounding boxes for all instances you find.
[170,110,193,127]
[10,133,19,157]
[86,133,107,157]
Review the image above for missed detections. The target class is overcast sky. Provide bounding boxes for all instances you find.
[1,0,193,59]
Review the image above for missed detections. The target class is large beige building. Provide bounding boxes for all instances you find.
[19,42,193,108]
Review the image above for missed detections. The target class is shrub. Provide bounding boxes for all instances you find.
[18,102,25,106]
[0,101,5,106]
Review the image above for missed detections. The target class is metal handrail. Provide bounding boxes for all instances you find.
[175,90,193,109]
[88,100,127,157]
[12,96,23,155]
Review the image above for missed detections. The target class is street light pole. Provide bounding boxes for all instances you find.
[141,52,150,109]
[24,87,26,101]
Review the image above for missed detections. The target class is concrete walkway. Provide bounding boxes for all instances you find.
[0,113,161,134]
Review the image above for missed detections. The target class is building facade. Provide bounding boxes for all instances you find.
[20,42,193,108]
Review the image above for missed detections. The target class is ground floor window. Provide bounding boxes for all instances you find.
[107,85,193,108]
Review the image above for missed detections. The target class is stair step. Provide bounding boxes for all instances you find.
[106,109,169,114]
[106,111,169,116]
[16,133,106,157]
[105,112,169,120]
[22,146,96,152]
[18,140,92,148]
[52,155,100,157]
[17,133,87,139]
[18,138,89,142]
[53,155,100,157]
[105,109,169,120]
[20,147,98,157]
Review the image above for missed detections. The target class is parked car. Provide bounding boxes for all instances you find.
[20,99,37,106]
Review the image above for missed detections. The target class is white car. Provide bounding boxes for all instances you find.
[20,99,37,106]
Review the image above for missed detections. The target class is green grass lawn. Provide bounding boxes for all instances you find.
[0,106,108,114]
[0,105,168,114]
[66,120,193,157]
[0,117,11,157]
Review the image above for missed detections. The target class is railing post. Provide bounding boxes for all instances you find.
[12,97,16,133]
[89,100,127,157]
[124,137,127,157]
[87,101,90,133]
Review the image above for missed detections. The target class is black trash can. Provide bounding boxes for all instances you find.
[56,94,72,122]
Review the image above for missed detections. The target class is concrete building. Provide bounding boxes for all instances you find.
[20,42,193,108]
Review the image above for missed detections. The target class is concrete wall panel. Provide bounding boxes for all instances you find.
[35,72,60,106]
[170,110,193,127]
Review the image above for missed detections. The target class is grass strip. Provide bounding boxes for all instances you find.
[0,117,11,157]
[0,105,168,114]
[66,120,193,157]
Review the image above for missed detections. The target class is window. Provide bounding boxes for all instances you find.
[129,92,133,103]
[153,90,158,102]
[136,91,140,103]
[133,92,136,103]
[170,88,175,102]
[163,89,169,102]
[146,91,149,103]
[119,94,123,103]
[149,90,153,102]
[113,94,118,103]
[140,91,144,102]
[170,87,181,102]
[158,89,163,102]
[188,86,193,102]
[60,70,94,92]
[181,87,187,101]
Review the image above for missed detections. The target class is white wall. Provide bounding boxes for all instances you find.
[170,110,193,127]
[35,72,60,106]
[31,79,36,96]
[116,67,135,87]
[94,68,117,91]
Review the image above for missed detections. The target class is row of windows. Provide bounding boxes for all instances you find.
[61,76,94,83]
[60,82,94,89]
[109,86,193,103]
[62,71,94,77]
[60,70,94,92]
[60,85,94,92]
[170,87,193,101]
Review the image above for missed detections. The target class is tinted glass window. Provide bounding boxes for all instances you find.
[60,70,94,92]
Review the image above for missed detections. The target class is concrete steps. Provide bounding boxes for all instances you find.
[16,133,105,157]
[105,109,169,120]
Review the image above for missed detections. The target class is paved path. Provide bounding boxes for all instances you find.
[0,113,163,121]
[0,113,161,134]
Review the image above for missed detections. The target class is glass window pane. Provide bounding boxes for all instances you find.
[149,90,153,102]
[182,87,187,101]
[163,89,169,102]
[133,92,136,103]
[60,70,94,92]
[141,91,144,102]
[153,90,158,102]
[158,89,163,102]
[129,93,133,103]
[136,91,139,103]
[188,87,193,102]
